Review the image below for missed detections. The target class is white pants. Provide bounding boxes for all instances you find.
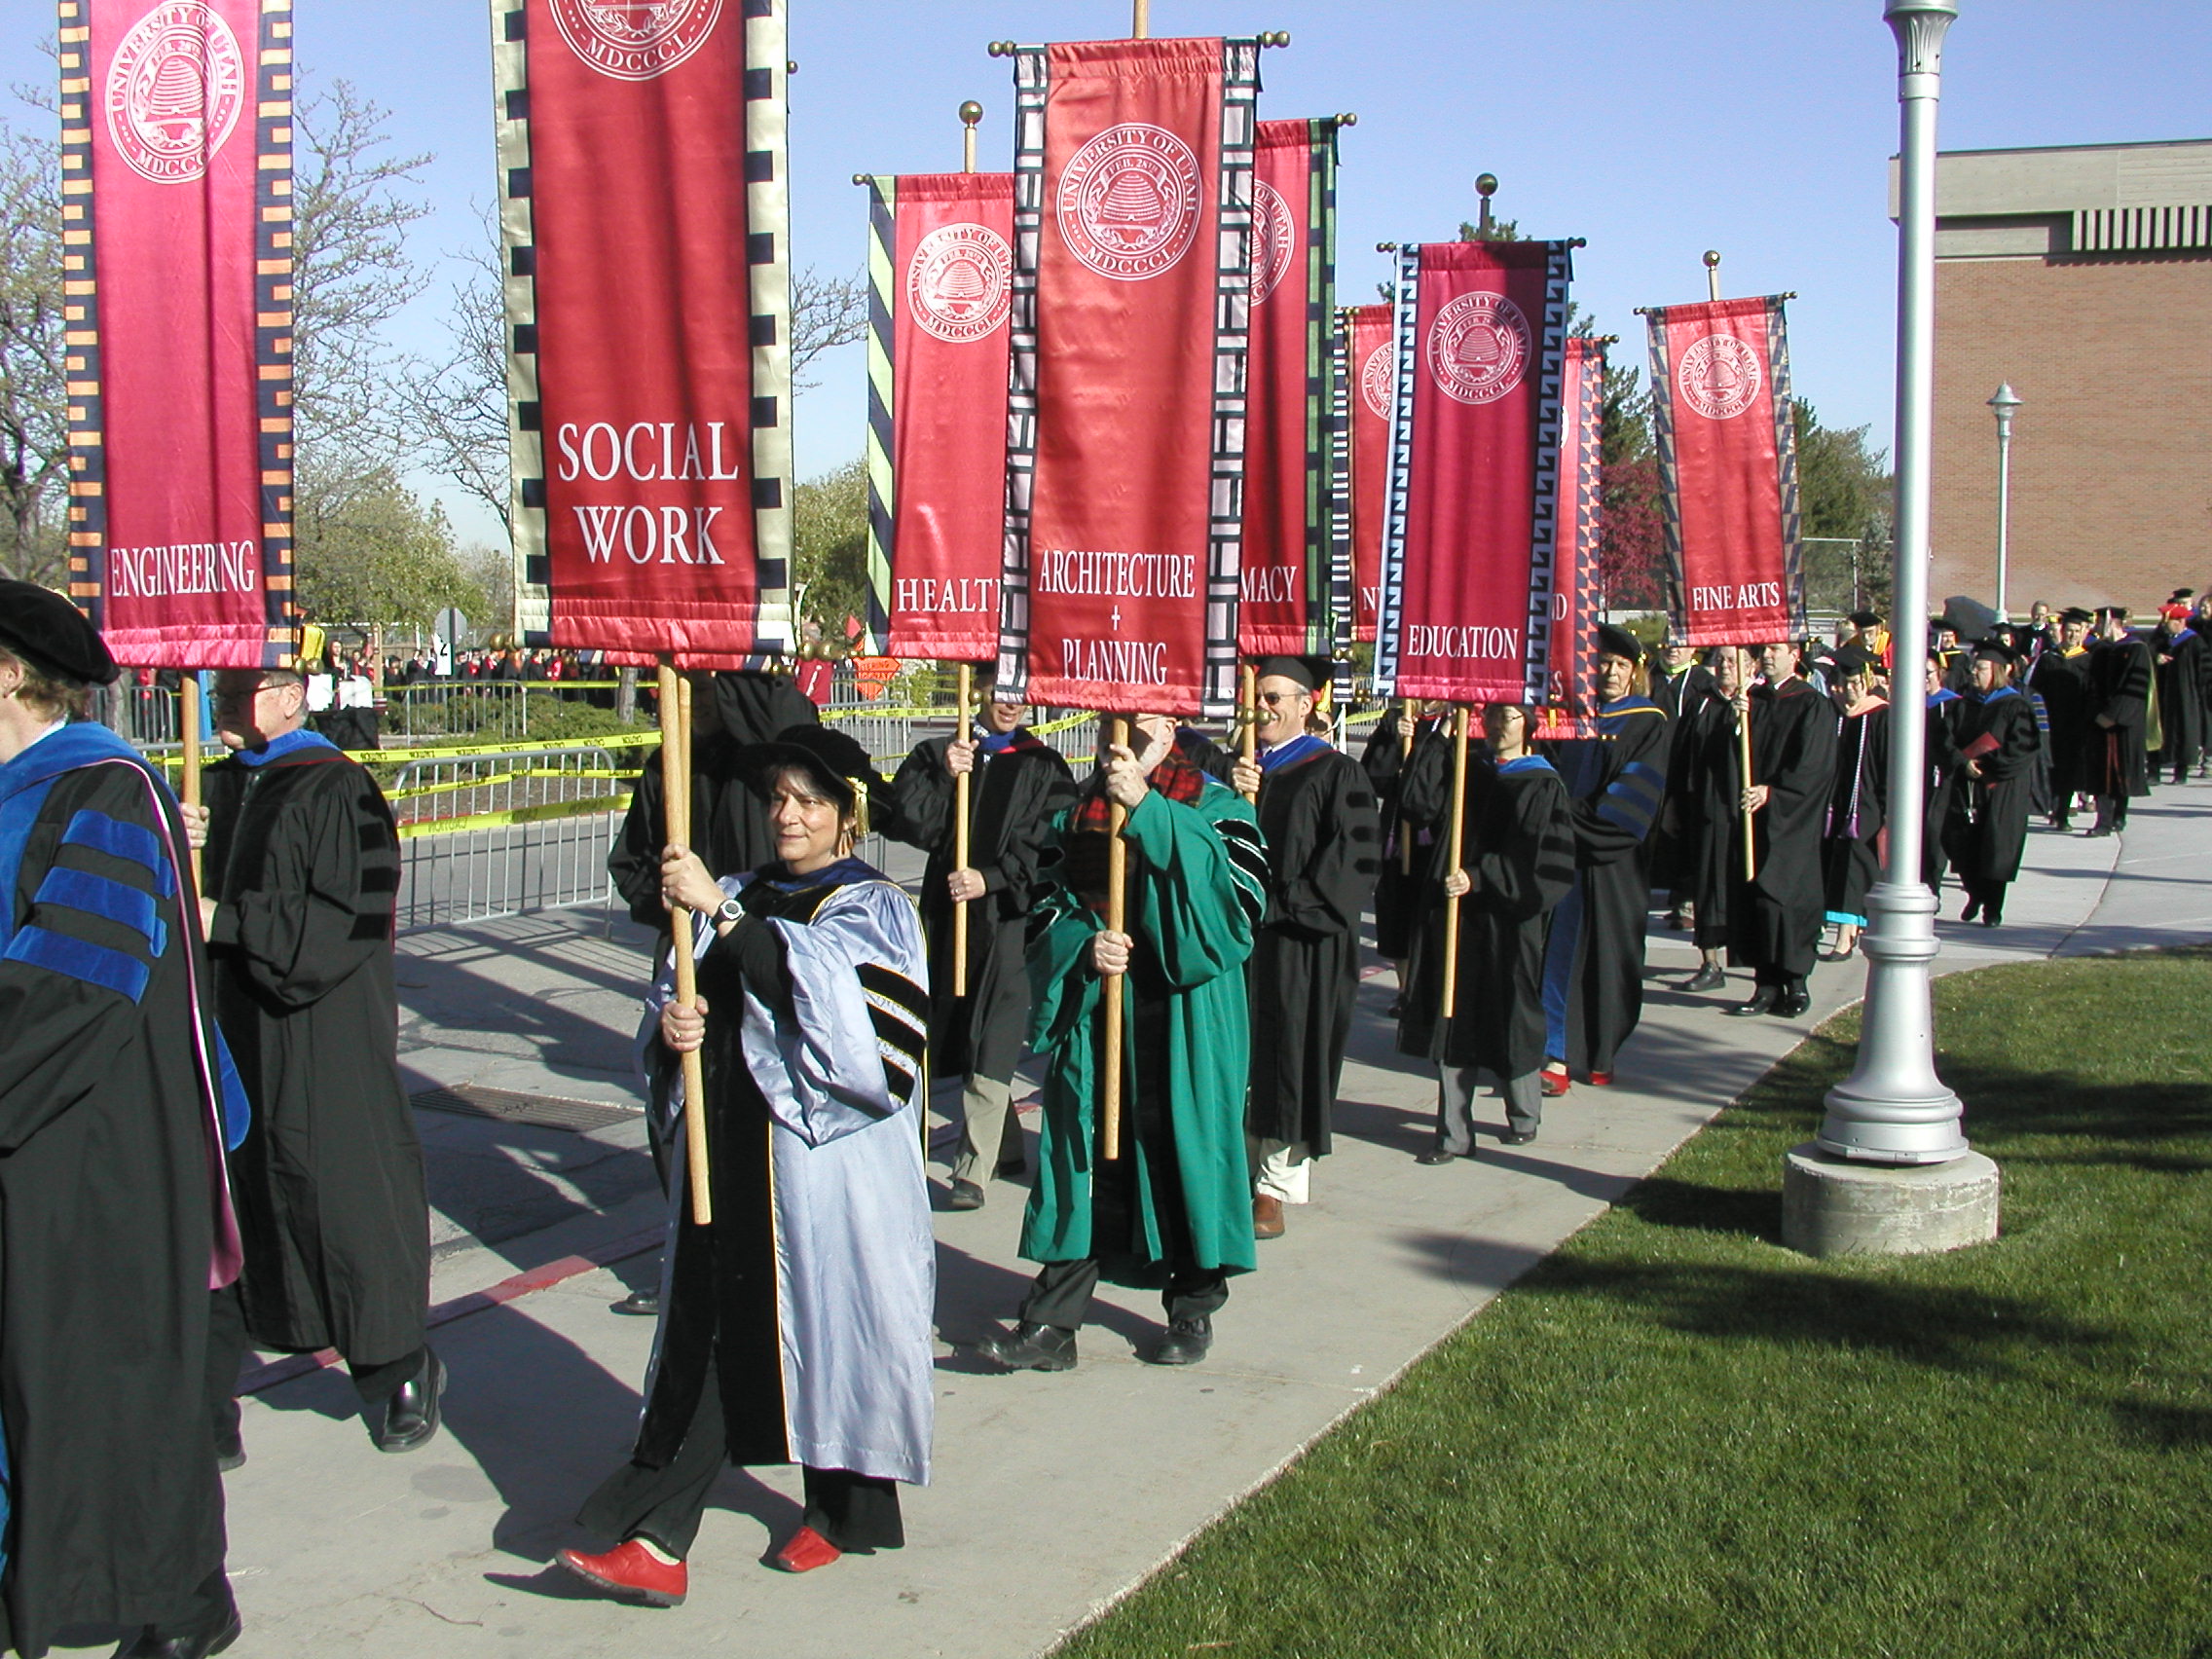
[1253,1142,1310,1205]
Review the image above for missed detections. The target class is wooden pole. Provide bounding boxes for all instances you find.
[661,662,714,1227]
[1237,662,1258,800]
[1101,716,1129,1161]
[180,671,203,889]
[1397,696,1416,875]
[1440,707,1469,1019]
[952,662,972,994]
[1131,0,1149,38]
[1737,647,1758,882]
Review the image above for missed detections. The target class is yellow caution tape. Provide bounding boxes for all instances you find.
[385,768,630,801]
[396,793,633,839]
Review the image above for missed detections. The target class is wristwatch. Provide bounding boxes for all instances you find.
[714,896,745,928]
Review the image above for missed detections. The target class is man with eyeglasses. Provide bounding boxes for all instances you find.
[188,665,440,1465]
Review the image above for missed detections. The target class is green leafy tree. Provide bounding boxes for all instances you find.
[1791,399,1894,615]
[792,457,868,640]
[0,122,64,586]
[294,467,479,629]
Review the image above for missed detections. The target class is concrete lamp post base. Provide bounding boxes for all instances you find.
[1781,1144,2000,1259]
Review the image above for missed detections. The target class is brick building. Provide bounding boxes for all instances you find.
[1902,138,2212,616]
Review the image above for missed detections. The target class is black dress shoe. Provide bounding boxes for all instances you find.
[947,1179,985,1211]
[373,1349,446,1454]
[1725,986,1778,1017]
[1772,988,1812,1018]
[1981,906,2002,928]
[1679,963,1726,992]
[1146,1316,1213,1367]
[1497,1127,1537,1147]
[114,1607,241,1659]
[1415,1147,1462,1165]
[1960,898,1981,922]
[609,1288,660,1316]
[975,1320,1077,1372]
[215,1442,245,1474]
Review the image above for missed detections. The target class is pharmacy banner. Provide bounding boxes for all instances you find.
[996,36,1260,716]
[1375,239,1571,706]
[1238,117,1343,660]
[1343,302,1391,645]
[862,170,1014,662]
[498,0,794,665]
[1532,336,1606,741]
[64,0,294,667]
[1644,294,1804,646]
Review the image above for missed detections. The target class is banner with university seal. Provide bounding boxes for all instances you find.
[995,36,1260,717]
[861,171,1014,662]
[1532,335,1607,742]
[1643,294,1805,647]
[1374,239,1571,707]
[1238,117,1345,662]
[1341,303,1392,645]
[62,0,295,668]
[496,0,794,665]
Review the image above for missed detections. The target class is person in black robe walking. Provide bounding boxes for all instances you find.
[1726,641,1839,1019]
[2083,608,2154,835]
[1647,640,1712,928]
[1948,641,2043,927]
[1922,655,1966,895]
[0,586,240,1659]
[887,666,1076,1209]
[1819,646,1889,962]
[2025,608,2093,829]
[1538,625,1669,1092]
[1363,700,1448,1008]
[194,667,439,1461]
[1674,649,1743,993]
[2153,603,2207,785]
[1397,703,1576,1159]
[1218,658,1379,1237]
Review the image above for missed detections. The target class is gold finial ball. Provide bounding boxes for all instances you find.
[959,100,983,127]
[1703,248,1722,268]
[1475,172,1498,199]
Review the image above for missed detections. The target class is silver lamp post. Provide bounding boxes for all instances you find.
[1987,383,2020,622]
[1811,0,1968,1166]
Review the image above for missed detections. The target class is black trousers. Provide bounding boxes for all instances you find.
[1018,1257,1229,1333]
[206,1283,426,1454]
[576,1356,903,1559]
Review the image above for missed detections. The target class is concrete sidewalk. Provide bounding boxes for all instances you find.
[195,781,2212,1658]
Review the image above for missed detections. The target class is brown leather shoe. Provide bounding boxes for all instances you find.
[1252,1194,1285,1239]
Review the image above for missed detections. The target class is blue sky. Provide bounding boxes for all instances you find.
[9,1,2207,545]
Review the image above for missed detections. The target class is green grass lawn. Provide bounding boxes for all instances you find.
[1064,950,2212,1659]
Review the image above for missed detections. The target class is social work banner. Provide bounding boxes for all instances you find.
[1531,335,1606,742]
[1644,294,1804,647]
[862,170,1014,662]
[1374,239,1571,706]
[498,0,794,664]
[64,0,295,668]
[1341,302,1392,645]
[996,36,1260,717]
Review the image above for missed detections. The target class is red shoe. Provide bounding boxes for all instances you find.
[1587,1070,1613,1088]
[772,1525,843,1573]
[1539,1063,1570,1098]
[557,1539,688,1606]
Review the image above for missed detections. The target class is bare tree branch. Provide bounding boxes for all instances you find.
[397,213,510,532]
[790,265,866,388]
[0,122,68,585]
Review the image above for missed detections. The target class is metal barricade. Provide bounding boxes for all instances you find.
[390,745,629,931]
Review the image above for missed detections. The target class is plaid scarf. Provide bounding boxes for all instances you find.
[1064,743,1211,903]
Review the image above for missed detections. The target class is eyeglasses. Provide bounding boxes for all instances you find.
[1257,691,1309,706]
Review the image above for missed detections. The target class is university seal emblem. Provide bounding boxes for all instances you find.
[549,0,722,81]
[1248,178,1296,306]
[906,222,1013,345]
[1055,123,1202,282]
[1425,291,1530,406]
[1676,330,1762,421]
[103,2,246,186]
[1360,341,1395,421]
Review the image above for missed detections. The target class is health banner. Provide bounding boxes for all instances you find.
[862,171,1014,662]
[1532,336,1606,742]
[996,36,1260,717]
[1343,302,1392,645]
[1238,117,1343,660]
[1644,294,1804,647]
[63,0,295,668]
[498,0,794,666]
[1374,239,1571,706]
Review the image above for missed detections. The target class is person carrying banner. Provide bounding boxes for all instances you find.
[1947,640,2043,928]
[2083,608,2154,836]
[976,713,1265,1373]
[888,667,1077,1209]
[1538,625,1670,1092]
[2026,608,2093,830]
[1726,641,1838,1018]
[1397,701,1576,1159]
[191,666,439,1463]
[1674,648,1743,994]
[1221,658,1381,1238]
[0,584,241,1659]
[562,726,934,1598]
[1818,646,1889,962]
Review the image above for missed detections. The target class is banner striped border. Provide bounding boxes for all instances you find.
[1295,119,1344,663]
[861,174,896,653]
[1521,241,1571,708]
[992,48,1044,701]
[498,0,795,660]
[1371,245,1421,700]
[59,0,297,666]
[1766,300,1808,632]
[1327,310,1353,706]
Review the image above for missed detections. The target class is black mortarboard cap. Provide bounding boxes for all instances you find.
[747,722,890,825]
[1595,622,1643,664]
[0,580,119,685]
[1971,637,2016,665]
[1832,645,1876,677]
[2058,607,2092,625]
[1848,609,1881,629]
[1252,655,1322,691]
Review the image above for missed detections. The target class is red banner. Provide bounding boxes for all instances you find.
[1344,303,1392,645]
[1532,336,1606,741]
[1645,294,1803,646]
[870,171,1013,663]
[511,0,790,664]
[66,0,292,668]
[997,38,1257,716]
[1376,240,1570,706]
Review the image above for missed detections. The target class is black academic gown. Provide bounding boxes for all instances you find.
[1678,684,1742,952]
[1543,696,1670,1078]
[2155,627,2206,781]
[1396,756,1576,1082]
[202,743,428,1364]
[1948,688,2041,901]
[2026,647,2090,815]
[1820,701,1890,926]
[1363,715,1446,962]
[1730,678,1839,983]
[1241,741,1381,1155]
[2083,636,2154,803]
[1923,690,1966,889]
[1648,663,1713,899]
[0,740,230,1657]
[887,728,1076,1083]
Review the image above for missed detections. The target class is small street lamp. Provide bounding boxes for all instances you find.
[1988,383,2021,622]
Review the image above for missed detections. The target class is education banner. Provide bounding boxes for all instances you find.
[996,36,1260,716]
[862,170,1014,662]
[1374,239,1571,706]
[1532,335,1606,741]
[497,0,794,665]
[1342,302,1392,645]
[63,0,295,667]
[1644,294,1804,647]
